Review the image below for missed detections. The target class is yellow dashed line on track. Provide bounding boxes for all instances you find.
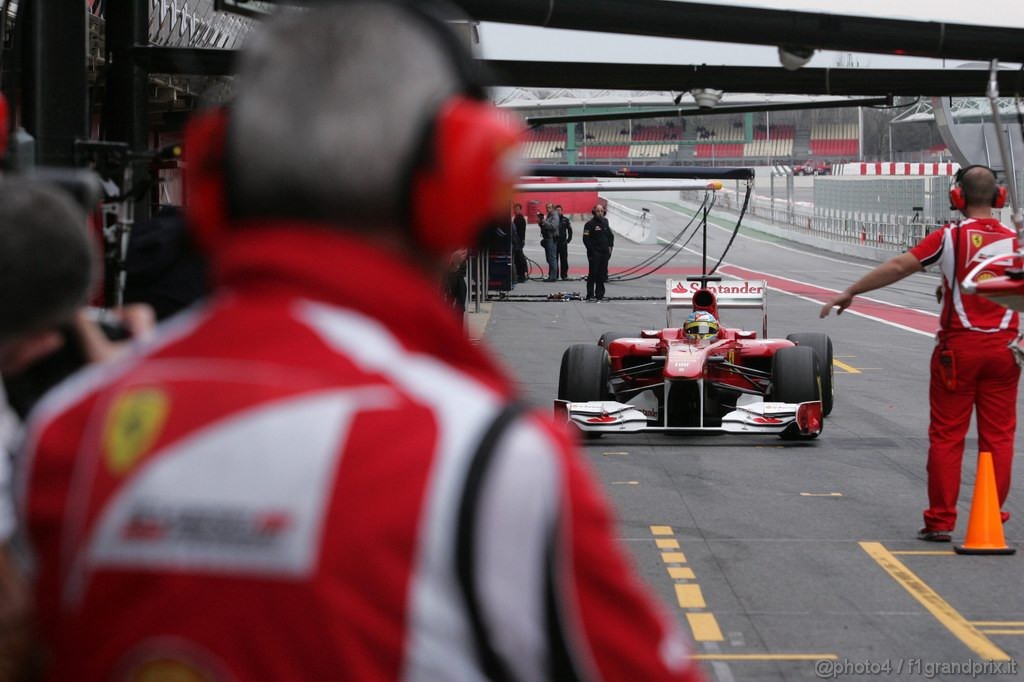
[675,584,706,609]
[650,525,839,659]
[800,492,843,497]
[861,541,1011,661]
[979,630,1024,635]
[650,526,722,642]
[687,613,724,641]
[973,621,1024,627]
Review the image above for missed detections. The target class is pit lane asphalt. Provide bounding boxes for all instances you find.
[483,202,1024,681]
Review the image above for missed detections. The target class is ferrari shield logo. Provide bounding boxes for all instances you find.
[103,388,170,475]
[972,233,984,249]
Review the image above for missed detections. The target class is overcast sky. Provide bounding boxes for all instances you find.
[478,0,1024,72]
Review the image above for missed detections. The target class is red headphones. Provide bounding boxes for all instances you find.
[409,97,521,254]
[0,93,9,160]
[184,1,521,256]
[949,164,1007,212]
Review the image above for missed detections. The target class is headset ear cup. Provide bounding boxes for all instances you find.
[994,186,1008,209]
[184,110,231,252]
[410,97,521,254]
[949,186,966,212]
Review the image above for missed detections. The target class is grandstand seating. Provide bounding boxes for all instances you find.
[580,123,629,143]
[628,143,677,158]
[743,139,793,157]
[693,121,744,142]
[694,143,744,158]
[632,125,682,141]
[513,117,865,163]
[578,145,630,159]
[520,125,566,159]
[752,124,794,140]
[809,122,858,156]
[520,141,562,159]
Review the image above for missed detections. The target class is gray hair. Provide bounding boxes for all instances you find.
[0,179,95,342]
[229,3,466,230]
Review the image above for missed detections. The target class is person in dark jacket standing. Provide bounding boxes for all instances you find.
[540,202,559,281]
[511,202,527,283]
[555,204,573,280]
[583,204,614,300]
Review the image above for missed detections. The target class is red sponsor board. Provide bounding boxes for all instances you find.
[512,177,600,217]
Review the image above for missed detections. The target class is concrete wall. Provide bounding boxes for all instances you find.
[605,200,658,244]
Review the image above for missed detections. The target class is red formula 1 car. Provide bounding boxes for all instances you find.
[555,276,833,438]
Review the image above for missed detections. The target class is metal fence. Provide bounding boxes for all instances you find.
[714,185,935,252]
[714,169,1024,252]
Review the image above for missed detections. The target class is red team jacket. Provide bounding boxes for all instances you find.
[909,217,1019,338]
[20,225,701,681]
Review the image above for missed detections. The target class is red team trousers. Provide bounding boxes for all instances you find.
[925,332,1020,530]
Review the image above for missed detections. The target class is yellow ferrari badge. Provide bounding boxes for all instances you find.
[103,389,170,475]
[972,233,984,249]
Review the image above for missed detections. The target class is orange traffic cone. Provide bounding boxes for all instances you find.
[955,451,1016,555]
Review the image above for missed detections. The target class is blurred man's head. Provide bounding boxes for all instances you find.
[0,180,95,373]
[228,2,517,256]
[513,203,522,214]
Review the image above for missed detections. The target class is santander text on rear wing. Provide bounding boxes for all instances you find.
[665,279,768,337]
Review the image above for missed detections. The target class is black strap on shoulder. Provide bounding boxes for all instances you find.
[455,401,529,682]
[544,519,583,682]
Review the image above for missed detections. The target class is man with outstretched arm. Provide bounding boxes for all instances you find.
[820,165,1020,543]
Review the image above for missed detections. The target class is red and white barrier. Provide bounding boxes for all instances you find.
[838,162,959,176]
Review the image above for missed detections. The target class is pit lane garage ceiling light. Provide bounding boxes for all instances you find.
[691,88,723,110]
[778,45,816,71]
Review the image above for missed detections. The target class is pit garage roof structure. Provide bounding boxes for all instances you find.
[495,90,873,113]
[10,0,1024,199]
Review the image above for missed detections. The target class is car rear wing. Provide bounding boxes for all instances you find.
[666,279,768,337]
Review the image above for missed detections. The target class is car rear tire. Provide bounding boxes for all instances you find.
[772,346,820,440]
[786,333,834,416]
[558,344,610,402]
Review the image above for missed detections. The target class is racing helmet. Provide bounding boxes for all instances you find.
[684,311,719,341]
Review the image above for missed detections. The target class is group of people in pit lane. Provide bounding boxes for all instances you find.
[0,2,1018,679]
[508,200,615,300]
